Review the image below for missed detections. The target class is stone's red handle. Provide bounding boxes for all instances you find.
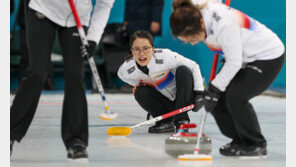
[179,123,197,130]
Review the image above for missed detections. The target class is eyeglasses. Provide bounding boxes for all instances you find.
[131,46,152,54]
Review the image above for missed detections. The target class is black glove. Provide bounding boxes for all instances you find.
[80,40,97,61]
[192,91,205,112]
[204,83,222,112]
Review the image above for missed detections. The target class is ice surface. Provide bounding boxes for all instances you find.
[10,93,286,167]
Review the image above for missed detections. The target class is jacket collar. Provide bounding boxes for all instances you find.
[131,55,155,75]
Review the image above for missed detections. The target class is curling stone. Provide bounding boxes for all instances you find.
[165,123,212,158]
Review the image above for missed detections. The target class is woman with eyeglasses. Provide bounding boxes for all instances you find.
[117,30,205,133]
[170,0,285,157]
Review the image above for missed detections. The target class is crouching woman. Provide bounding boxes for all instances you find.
[117,30,205,133]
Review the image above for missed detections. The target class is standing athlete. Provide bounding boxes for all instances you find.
[10,0,115,161]
[170,0,285,157]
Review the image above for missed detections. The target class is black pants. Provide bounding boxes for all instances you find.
[10,2,88,149]
[18,27,29,83]
[211,54,285,147]
[18,9,54,90]
[134,66,194,124]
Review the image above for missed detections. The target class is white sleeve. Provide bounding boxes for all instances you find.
[211,11,243,92]
[86,0,115,43]
[166,50,204,91]
[117,65,138,87]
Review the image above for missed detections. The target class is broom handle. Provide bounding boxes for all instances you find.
[131,104,195,129]
[68,0,112,113]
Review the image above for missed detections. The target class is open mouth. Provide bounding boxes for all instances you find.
[138,57,147,63]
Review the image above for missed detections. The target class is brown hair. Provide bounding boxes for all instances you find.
[125,30,154,60]
[170,0,204,37]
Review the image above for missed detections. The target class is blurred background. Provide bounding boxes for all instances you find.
[10,0,286,93]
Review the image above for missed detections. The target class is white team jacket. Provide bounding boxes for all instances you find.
[117,49,204,101]
[28,0,115,43]
[200,2,285,92]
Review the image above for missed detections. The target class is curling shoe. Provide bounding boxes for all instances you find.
[220,141,267,157]
[240,145,267,157]
[219,141,243,156]
[67,143,88,162]
[148,121,175,133]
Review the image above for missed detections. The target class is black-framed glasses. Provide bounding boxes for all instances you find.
[131,46,152,54]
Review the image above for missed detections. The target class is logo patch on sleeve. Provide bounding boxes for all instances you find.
[155,72,166,79]
[154,49,163,53]
[155,59,163,64]
[213,12,221,22]
[127,66,135,74]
